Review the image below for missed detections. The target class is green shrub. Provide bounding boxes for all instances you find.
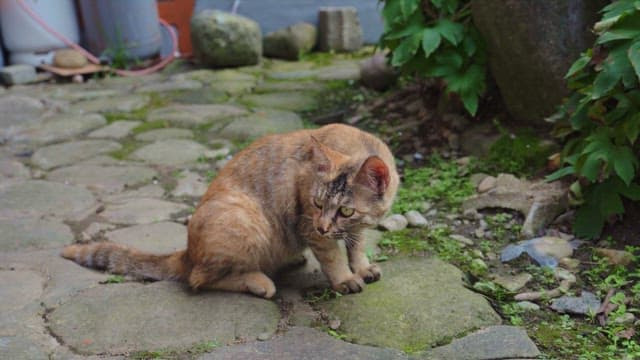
[548,0,640,238]
[379,0,487,115]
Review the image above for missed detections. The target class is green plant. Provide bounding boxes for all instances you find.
[392,156,474,213]
[547,0,640,238]
[379,0,487,114]
[482,121,554,177]
[103,275,125,284]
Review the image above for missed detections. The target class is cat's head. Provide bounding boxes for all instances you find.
[306,137,395,241]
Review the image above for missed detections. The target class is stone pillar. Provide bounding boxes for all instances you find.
[318,7,363,52]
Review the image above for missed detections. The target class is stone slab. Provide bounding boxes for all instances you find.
[31,140,122,170]
[48,281,280,355]
[241,92,319,112]
[0,158,30,179]
[172,171,210,198]
[131,139,211,166]
[421,326,540,360]
[0,218,74,252]
[147,104,248,127]
[200,327,407,360]
[47,165,157,194]
[10,113,106,146]
[218,108,304,140]
[101,198,189,225]
[71,95,150,114]
[321,257,501,352]
[0,180,96,220]
[135,79,203,93]
[88,120,141,139]
[135,128,194,142]
[0,269,43,316]
[105,222,187,253]
[0,95,45,130]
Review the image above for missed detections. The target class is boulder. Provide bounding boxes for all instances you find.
[318,7,363,52]
[472,0,606,125]
[359,53,397,91]
[191,10,262,68]
[263,22,317,60]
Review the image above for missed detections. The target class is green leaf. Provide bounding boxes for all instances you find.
[623,112,640,144]
[599,190,624,216]
[580,152,605,181]
[612,146,637,185]
[391,32,422,67]
[574,202,605,239]
[399,0,420,20]
[565,53,592,78]
[592,62,622,99]
[446,64,485,93]
[629,40,640,82]
[545,166,575,182]
[461,35,477,57]
[421,28,442,58]
[569,100,590,130]
[433,19,464,45]
[434,48,464,69]
[460,90,479,115]
[596,11,640,43]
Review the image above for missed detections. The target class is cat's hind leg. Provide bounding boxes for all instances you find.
[199,271,276,299]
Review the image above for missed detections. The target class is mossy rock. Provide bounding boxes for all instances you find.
[321,257,500,353]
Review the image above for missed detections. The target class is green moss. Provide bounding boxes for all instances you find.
[130,341,218,360]
[109,140,141,160]
[392,156,475,214]
[479,123,554,177]
[131,120,171,135]
[104,93,170,123]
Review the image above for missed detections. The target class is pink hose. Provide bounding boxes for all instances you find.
[16,0,178,77]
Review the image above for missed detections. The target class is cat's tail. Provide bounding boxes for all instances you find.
[61,242,190,281]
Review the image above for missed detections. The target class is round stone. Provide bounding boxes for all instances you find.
[218,108,303,141]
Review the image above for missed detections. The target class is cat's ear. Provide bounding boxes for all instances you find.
[309,136,330,173]
[309,136,348,173]
[355,156,390,195]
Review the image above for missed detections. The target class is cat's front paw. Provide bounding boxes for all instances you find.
[332,275,365,294]
[356,264,382,284]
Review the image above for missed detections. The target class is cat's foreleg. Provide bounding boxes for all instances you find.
[308,235,364,294]
[346,235,382,284]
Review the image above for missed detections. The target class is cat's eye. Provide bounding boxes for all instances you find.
[338,207,355,217]
[313,197,323,209]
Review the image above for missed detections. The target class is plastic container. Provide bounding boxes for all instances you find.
[0,0,80,65]
[78,0,161,61]
[157,0,195,56]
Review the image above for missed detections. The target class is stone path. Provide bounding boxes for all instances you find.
[0,58,539,359]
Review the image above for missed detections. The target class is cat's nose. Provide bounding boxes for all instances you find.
[316,226,329,235]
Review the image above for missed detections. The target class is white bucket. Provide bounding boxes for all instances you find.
[0,0,80,65]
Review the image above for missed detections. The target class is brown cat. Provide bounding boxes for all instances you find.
[62,124,399,298]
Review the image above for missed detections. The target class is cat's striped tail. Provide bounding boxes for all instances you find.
[61,242,189,281]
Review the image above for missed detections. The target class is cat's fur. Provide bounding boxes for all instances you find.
[62,124,398,298]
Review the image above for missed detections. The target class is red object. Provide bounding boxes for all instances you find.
[157,0,195,56]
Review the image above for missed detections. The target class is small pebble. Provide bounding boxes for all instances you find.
[477,176,497,193]
[257,332,271,341]
[450,234,474,246]
[474,228,484,238]
[329,319,341,330]
[379,214,408,231]
[426,209,438,217]
[613,313,636,325]
[404,210,428,228]
[516,301,540,311]
[472,249,485,259]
